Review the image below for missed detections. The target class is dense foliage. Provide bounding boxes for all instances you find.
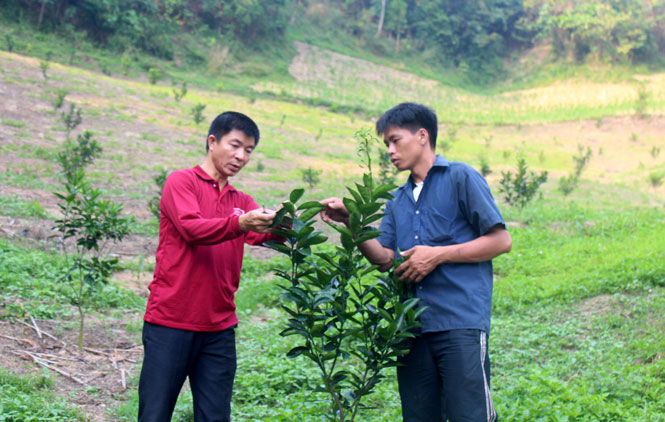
[3,1,663,78]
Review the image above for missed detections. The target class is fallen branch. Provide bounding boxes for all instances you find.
[14,351,87,386]
[16,319,65,345]
[29,315,42,339]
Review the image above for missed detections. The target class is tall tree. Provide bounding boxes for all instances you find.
[376,0,387,37]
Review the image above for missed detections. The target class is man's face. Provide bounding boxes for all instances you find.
[383,126,427,171]
[209,129,255,178]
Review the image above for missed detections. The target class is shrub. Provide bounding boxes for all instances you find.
[52,89,68,110]
[61,103,82,138]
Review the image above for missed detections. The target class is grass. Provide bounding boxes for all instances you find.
[0,195,49,219]
[0,368,85,421]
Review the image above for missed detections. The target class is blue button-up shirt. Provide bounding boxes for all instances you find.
[377,155,505,334]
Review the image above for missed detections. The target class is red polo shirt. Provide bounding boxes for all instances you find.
[144,165,281,331]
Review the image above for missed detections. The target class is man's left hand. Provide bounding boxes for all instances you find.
[396,245,443,283]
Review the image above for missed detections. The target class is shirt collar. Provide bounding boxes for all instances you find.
[398,154,450,191]
[193,165,236,192]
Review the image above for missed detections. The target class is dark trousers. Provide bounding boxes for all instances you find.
[397,329,497,422]
[138,322,237,422]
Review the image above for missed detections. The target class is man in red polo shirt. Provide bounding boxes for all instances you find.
[138,111,282,422]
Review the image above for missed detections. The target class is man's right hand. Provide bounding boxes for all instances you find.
[320,197,350,226]
[238,209,276,233]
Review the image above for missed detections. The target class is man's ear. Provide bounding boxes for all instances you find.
[208,134,217,151]
[418,128,428,145]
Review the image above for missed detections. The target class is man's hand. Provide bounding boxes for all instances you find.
[396,246,442,283]
[238,209,276,233]
[320,197,350,225]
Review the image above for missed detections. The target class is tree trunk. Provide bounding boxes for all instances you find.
[375,0,387,38]
[395,23,401,54]
[38,0,47,26]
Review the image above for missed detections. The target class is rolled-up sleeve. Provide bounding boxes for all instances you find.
[457,166,506,236]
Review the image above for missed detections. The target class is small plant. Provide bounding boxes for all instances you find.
[147,168,169,219]
[648,172,664,188]
[5,32,14,52]
[484,135,493,149]
[315,128,323,142]
[280,114,286,127]
[377,147,399,185]
[191,103,206,125]
[61,103,82,137]
[478,154,492,177]
[172,81,187,102]
[147,67,162,85]
[266,128,423,422]
[499,154,548,226]
[650,146,661,159]
[630,133,639,143]
[558,145,591,197]
[300,167,321,188]
[52,89,68,110]
[635,83,649,118]
[57,131,102,178]
[256,160,265,172]
[595,118,603,128]
[120,53,132,76]
[39,52,52,80]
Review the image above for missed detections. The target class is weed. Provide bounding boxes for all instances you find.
[172,81,187,102]
[630,133,639,142]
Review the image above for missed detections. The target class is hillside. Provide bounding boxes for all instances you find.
[1,20,665,422]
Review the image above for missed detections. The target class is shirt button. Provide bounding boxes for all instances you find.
[415,210,420,215]
[414,235,419,239]
[418,286,423,290]
[213,184,216,188]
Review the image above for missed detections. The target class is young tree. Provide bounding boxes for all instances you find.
[53,130,131,350]
[499,154,548,226]
[267,129,423,421]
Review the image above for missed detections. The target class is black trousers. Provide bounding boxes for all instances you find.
[397,329,497,422]
[138,322,237,422]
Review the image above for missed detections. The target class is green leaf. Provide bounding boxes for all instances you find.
[289,188,305,204]
[298,207,321,223]
[297,200,324,210]
[287,346,309,358]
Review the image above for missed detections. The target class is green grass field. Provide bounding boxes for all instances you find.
[0,28,664,421]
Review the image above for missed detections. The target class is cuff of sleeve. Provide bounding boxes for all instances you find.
[230,214,244,236]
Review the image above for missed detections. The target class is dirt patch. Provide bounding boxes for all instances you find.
[0,312,144,421]
[575,294,613,317]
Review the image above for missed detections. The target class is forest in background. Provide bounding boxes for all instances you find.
[3,0,665,84]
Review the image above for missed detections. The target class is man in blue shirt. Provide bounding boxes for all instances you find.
[321,102,512,422]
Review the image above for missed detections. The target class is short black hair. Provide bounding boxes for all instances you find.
[376,102,438,149]
[206,111,260,152]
